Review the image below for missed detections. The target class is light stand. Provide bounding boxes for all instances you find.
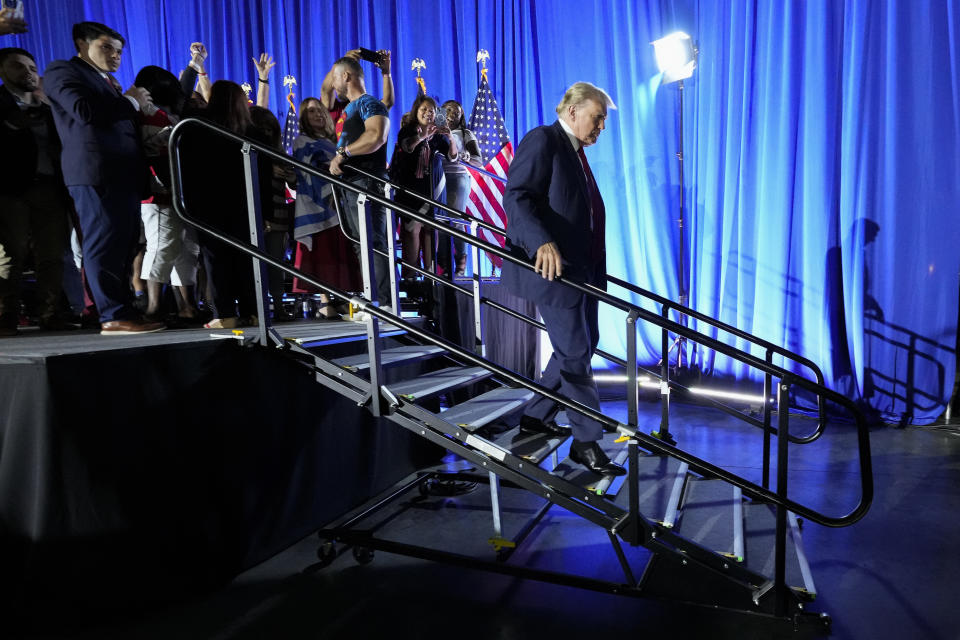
[652,32,697,374]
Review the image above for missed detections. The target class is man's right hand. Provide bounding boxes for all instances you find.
[0,8,27,35]
[124,86,153,110]
[534,242,563,281]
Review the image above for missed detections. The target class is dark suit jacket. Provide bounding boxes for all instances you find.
[43,57,145,191]
[0,85,64,196]
[501,120,606,307]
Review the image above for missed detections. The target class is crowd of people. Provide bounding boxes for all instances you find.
[0,17,484,336]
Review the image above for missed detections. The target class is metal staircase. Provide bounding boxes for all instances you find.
[169,118,873,636]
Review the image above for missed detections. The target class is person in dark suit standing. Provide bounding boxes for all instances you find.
[502,81,624,476]
[43,22,164,334]
[0,47,70,336]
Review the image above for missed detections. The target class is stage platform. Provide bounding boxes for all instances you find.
[0,319,441,617]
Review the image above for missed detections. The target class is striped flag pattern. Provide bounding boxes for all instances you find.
[282,94,299,155]
[465,74,512,269]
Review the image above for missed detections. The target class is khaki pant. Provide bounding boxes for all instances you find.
[0,181,69,321]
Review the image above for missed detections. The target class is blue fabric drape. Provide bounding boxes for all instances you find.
[6,0,957,424]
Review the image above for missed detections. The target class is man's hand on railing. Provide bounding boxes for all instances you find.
[535,242,563,280]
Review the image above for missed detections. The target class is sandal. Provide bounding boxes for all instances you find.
[204,317,238,329]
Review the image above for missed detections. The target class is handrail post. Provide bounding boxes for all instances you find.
[774,378,791,616]
[383,185,399,313]
[356,192,384,416]
[241,143,269,346]
[626,309,642,546]
[470,220,484,356]
[653,305,677,445]
[626,310,640,428]
[762,350,774,489]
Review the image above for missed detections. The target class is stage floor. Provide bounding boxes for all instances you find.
[7,399,959,640]
[0,318,406,362]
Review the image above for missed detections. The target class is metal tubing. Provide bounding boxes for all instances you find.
[626,311,640,427]
[489,471,503,537]
[774,380,791,616]
[762,350,774,489]
[166,118,874,529]
[384,186,399,312]
[608,530,637,585]
[240,144,270,347]
[471,221,484,356]
[356,193,384,416]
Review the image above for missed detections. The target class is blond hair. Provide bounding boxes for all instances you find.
[555,82,616,115]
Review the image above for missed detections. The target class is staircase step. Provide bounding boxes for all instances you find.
[491,426,567,465]
[611,454,686,524]
[440,387,536,431]
[742,503,816,599]
[551,432,629,496]
[388,366,493,402]
[284,324,406,349]
[331,345,447,371]
[675,478,739,560]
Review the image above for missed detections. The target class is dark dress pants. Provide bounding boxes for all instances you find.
[68,184,140,323]
[523,294,604,442]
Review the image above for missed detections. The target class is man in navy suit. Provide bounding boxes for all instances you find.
[502,81,624,476]
[44,22,164,334]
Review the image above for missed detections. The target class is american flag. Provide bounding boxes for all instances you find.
[282,93,299,155]
[465,74,512,269]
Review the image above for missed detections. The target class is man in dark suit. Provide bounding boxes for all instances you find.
[502,81,624,476]
[43,21,164,334]
[0,47,70,336]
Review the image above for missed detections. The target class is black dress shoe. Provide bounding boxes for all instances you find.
[519,415,572,437]
[569,440,627,476]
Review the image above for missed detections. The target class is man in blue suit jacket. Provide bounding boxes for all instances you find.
[44,21,163,334]
[502,81,624,476]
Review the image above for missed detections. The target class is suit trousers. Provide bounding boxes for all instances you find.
[0,182,69,321]
[524,294,604,442]
[68,184,140,323]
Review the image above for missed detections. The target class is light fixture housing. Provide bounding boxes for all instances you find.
[652,31,696,84]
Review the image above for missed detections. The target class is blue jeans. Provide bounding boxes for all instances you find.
[338,175,393,306]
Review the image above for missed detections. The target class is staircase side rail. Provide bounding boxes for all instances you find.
[606,274,827,443]
[345,162,826,443]
[167,118,872,529]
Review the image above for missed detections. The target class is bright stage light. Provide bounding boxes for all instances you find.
[593,374,771,404]
[651,31,696,84]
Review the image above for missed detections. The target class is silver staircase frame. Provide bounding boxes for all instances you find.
[168,118,873,634]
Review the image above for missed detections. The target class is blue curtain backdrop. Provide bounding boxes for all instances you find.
[6,0,957,424]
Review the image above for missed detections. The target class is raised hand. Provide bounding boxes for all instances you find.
[0,8,28,35]
[376,50,392,74]
[190,42,208,66]
[253,53,276,79]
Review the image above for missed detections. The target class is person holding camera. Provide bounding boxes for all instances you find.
[440,99,482,276]
[44,21,164,334]
[320,48,394,134]
[390,95,458,280]
[326,56,393,314]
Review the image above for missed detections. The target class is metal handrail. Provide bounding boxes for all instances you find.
[167,117,872,530]
[350,158,827,445]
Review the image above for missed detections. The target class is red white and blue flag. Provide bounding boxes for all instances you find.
[466,74,512,269]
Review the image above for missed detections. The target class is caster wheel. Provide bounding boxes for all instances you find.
[316,541,337,567]
[352,546,375,565]
[418,479,431,497]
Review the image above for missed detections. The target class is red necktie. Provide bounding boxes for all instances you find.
[577,146,606,259]
[104,74,121,94]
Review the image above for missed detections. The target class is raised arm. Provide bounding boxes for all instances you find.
[253,53,275,108]
[376,50,394,109]
[321,49,361,111]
